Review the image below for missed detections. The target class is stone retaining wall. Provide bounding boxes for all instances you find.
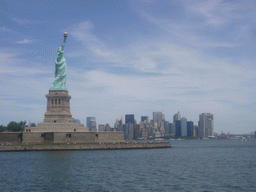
[0,131,124,144]
[0,142,170,152]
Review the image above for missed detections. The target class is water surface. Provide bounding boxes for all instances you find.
[1,139,255,191]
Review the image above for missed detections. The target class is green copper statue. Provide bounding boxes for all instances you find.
[50,32,68,91]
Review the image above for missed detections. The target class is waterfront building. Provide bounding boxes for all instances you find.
[198,113,214,138]
[180,117,187,137]
[87,117,97,132]
[187,121,194,137]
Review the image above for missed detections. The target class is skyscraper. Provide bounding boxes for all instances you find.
[125,114,135,125]
[198,113,214,138]
[180,117,187,137]
[86,117,97,132]
[175,120,181,137]
[169,123,176,135]
[173,111,181,123]
[124,123,133,140]
[187,121,194,137]
[153,112,162,125]
[98,124,105,132]
[164,121,170,135]
[141,116,149,123]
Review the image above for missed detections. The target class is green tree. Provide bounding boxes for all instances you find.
[7,121,26,132]
[30,123,36,127]
[0,125,6,132]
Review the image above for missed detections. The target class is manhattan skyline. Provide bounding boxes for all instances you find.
[1,1,256,134]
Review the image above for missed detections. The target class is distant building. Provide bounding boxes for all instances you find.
[98,124,105,132]
[124,123,133,140]
[105,124,111,132]
[180,117,187,137]
[72,118,82,126]
[114,117,124,132]
[194,125,198,137]
[141,116,149,123]
[153,112,163,127]
[134,125,140,139]
[125,114,135,125]
[173,111,181,124]
[187,121,194,137]
[86,117,97,132]
[198,113,214,138]
[169,123,176,135]
[175,120,181,137]
[141,128,149,139]
[164,121,170,135]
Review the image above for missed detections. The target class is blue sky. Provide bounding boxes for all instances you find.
[1,0,256,134]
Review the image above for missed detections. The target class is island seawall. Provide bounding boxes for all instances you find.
[0,142,171,152]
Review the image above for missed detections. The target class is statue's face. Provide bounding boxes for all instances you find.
[58,47,62,52]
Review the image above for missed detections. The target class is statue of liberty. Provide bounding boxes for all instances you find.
[50,32,68,91]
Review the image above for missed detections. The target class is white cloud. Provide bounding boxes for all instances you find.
[16,39,32,44]
[12,17,36,25]
[0,26,17,33]
[187,0,256,27]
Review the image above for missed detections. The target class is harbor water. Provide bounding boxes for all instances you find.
[0,139,255,191]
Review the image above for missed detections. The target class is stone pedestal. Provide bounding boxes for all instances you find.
[44,90,72,123]
[29,90,89,132]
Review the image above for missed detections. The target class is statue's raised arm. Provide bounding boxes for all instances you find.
[60,32,68,52]
[50,32,68,91]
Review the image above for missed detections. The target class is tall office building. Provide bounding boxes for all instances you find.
[98,124,105,132]
[173,111,181,123]
[153,112,163,128]
[125,114,135,125]
[180,117,187,137]
[169,123,176,135]
[198,113,214,138]
[164,121,170,135]
[86,117,97,132]
[187,121,194,137]
[175,120,181,137]
[124,123,134,140]
[115,117,124,132]
[141,116,149,123]
[194,125,198,137]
